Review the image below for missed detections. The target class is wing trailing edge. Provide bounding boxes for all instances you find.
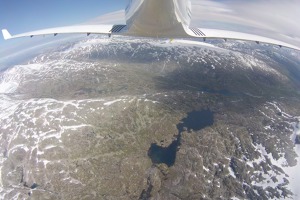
[2,24,300,51]
[187,27,300,51]
[1,25,127,40]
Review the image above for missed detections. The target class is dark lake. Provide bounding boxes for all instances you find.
[148,109,214,167]
[176,109,214,133]
[148,138,180,167]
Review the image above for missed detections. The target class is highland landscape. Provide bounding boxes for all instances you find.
[0,36,300,199]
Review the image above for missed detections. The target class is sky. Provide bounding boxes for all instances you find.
[1,0,300,52]
[0,0,126,48]
[0,0,125,33]
[190,0,300,43]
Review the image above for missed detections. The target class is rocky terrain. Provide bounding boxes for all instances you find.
[0,36,299,199]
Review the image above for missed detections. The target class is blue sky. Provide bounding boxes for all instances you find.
[0,0,125,46]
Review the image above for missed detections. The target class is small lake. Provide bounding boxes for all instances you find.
[148,109,214,167]
[177,109,214,133]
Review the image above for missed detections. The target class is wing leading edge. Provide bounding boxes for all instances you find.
[2,24,300,51]
[1,24,127,40]
[187,28,300,51]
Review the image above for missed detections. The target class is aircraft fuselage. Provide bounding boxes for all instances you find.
[125,0,192,37]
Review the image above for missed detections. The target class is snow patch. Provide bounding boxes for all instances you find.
[252,144,288,189]
[0,166,2,187]
[42,160,51,167]
[284,120,300,199]
[203,166,209,172]
[144,99,159,104]
[61,124,93,130]
[267,101,293,119]
[228,166,237,178]
[0,96,20,119]
[63,177,84,185]
[103,99,125,106]
[0,81,19,93]
[0,63,44,93]
[44,145,57,150]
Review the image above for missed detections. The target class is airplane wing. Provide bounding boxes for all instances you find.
[187,28,300,51]
[1,24,127,40]
[2,24,299,51]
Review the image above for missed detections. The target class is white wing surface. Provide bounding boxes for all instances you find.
[187,28,300,51]
[1,24,127,40]
[2,24,299,51]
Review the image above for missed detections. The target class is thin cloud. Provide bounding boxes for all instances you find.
[83,0,300,47]
[84,10,125,24]
[190,0,300,46]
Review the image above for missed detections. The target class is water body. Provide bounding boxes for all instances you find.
[148,109,214,167]
[296,135,300,145]
[177,110,214,133]
[148,138,180,167]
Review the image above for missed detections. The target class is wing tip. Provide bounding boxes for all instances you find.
[2,29,12,40]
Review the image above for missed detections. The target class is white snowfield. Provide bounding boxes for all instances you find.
[287,120,300,198]
[255,102,300,199]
